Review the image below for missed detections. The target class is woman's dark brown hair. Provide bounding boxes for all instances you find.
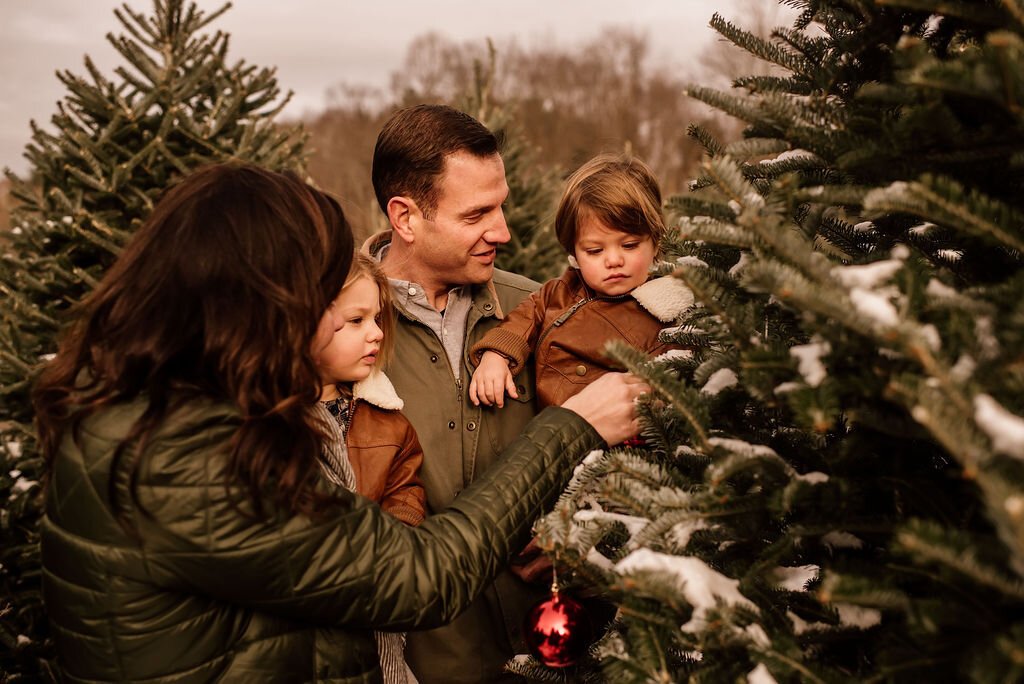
[33,163,354,522]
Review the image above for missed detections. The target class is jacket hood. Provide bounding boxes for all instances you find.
[352,369,404,411]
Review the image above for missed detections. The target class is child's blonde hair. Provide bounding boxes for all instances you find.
[342,253,395,367]
[554,153,666,255]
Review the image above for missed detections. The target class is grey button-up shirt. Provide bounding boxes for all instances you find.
[387,278,473,377]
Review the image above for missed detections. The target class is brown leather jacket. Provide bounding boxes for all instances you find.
[346,370,426,526]
[471,267,694,407]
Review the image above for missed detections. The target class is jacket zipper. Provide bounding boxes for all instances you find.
[536,297,593,350]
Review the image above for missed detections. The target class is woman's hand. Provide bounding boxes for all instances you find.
[561,372,649,446]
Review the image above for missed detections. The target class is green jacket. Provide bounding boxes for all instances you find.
[41,396,600,683]
[373,250,546,681]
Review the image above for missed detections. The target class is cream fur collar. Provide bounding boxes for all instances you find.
[352,370,404,411]
[632,276,695,323]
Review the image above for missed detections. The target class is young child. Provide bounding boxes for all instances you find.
[318,253,425,684]
[469,153,693,410]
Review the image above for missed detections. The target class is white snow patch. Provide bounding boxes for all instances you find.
[909,221,937,235]
[748,663,778,684]
[5,441,22,457]
[585,547,616,571]
[574,509,649,536]
[654,348,694,363]
[796,471,829,484]
[728,200,742,214]
[853,221,876,233]
[974,394,1024,459]
[708,437,779,459]
[891,244,910,260]
[774,381,803,395]
[615,550,757,634]
[11,478,37,494]
[918,324,941,352]
[832,260,902,289]
[925,278,957,298]
[676,255,709,268]
[950,355,976,384]
[975,317,1000,360]
[1005,495,1024,517]
[702,368,738,395]
[729,252,750,277]
[836,603,882,629]
[937,249,963,262]
[675,444,701,458]
[770,565,819,591]
[660,324,704,337]
[670,519,709,548]
[787,610,812,634]
[745,624,770,647]
[760,148,818,165]
[790,341,830,387]
[821,531,864,550]
[572,449,606,478]
[744,192,765,207]
[849,288,900,328]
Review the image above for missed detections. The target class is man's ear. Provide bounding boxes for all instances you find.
[387,196,417,245]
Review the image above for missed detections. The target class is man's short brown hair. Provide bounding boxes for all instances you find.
[554,153,666,254]
[371,104,500,218]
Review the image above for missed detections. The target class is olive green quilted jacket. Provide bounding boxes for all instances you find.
[41,397,600,683]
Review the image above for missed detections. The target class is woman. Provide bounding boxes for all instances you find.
[35,163,645,683]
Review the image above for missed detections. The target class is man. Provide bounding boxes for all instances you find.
[367,104,543,683]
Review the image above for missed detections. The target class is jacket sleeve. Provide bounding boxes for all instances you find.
[469,279,554,374]
[379,413,426,527]
[128,406,601,631]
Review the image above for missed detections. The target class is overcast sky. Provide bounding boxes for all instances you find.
[1,0,749,175]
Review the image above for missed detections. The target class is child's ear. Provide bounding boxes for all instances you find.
[386,196,417,244]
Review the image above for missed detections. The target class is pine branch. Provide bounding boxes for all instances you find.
[873,176,1024,253]
[710,13,814,75]
[896,519,1024,600]
[724,137,792,159]
[875,0,1008,26]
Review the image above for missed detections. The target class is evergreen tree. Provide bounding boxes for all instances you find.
[0,1,305,678]
[514,1,1024,681]
[460,41,564,284]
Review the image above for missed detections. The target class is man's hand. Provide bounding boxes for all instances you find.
[469,351,518,407]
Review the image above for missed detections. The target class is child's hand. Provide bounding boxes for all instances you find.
[469,351,518,407]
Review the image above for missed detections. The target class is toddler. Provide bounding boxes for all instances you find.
[318,253,425,684]
[469,153,693,409]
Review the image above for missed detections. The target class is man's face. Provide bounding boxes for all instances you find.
[413,151,511,287]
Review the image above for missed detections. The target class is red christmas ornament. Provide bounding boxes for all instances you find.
[523,590,592,668]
